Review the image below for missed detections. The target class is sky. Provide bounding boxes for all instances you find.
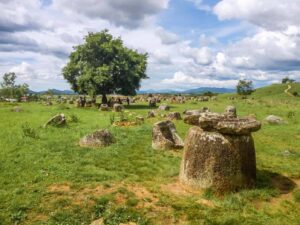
[0,0,300,91]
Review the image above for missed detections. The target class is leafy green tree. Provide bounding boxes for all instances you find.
[45,89,54,96]
[63,30,148,103]
[0,72,29,100]
[1,72,17,98]
[15,83,29,101]
[236,79,254,95]
[282,77,295,84]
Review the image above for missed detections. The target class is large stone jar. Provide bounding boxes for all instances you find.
[180,110,261,193]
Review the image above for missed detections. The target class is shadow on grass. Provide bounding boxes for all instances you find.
[256,170,296,194]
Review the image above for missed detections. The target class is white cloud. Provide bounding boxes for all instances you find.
[162,71,237,88]
[214,0,300,31]
[156,27,180,45]
[181,46,214,65]
[52,0,169,28]
[10,62,37,80]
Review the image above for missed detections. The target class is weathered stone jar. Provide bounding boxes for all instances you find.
[152,120,184,150]
[180,110,261,193]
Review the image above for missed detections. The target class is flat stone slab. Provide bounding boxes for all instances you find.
[198,112,261,135]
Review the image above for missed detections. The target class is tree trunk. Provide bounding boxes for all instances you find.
[102,94,108,104]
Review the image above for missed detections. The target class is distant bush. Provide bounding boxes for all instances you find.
[282,77,295,84]
[236,79,255,95]
[292,91,299,97]
[202,91,217,97]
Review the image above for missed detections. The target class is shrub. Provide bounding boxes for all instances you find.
[69,114,79,123]
[21,123,39,139]
[236,79,255,96]
[287,111,296,119]
[94,196,110,218]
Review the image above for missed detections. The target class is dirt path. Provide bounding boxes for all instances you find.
[284,84,294,96]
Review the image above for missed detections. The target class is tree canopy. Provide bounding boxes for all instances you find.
[0,72,29,100]
[236,79,254,95]
[63,30,148,102]
[282,77,295,84]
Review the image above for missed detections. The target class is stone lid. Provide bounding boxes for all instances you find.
[198,112,261,135]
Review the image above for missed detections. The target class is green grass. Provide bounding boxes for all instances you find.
[0,86,300,224]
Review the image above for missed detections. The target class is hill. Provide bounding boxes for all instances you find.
[252,83,300,98]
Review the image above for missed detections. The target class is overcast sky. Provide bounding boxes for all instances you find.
[0,0,300,91]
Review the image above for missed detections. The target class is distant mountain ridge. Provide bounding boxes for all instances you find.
[137,87,235,94]
[29,87,235,95]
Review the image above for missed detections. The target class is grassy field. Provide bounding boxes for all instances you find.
[0,84,300,225]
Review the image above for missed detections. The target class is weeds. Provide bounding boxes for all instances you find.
[109,113,115,125]
[69,114,79,123]
[21,123,39,139]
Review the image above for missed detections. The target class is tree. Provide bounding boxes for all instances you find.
[45,89,54,96]
[62,30,148,103]
[0,72,29,100]
[282,77,295,84]
[236,79,254,95]
[1,72,17,98]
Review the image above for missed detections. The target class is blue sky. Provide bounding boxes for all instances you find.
[0,0,299,91]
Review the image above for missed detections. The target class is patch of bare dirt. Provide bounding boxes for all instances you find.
[127,184,159,208]
[90,218,104,225]
[196,199,215,208]
[26,213,48,223]
[48,183,71,193]
[160,179,202,196]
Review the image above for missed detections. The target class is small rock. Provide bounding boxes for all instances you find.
[99,104,109,111]
[202,107,210,113]
[183,109,202,116]
[90,218,104,225]
[113,103,124,112]
[265,115,286,125]
[158,104,170,111]
[147,110,156,118]
[168,112,182,120]
[135,116,145,124]
[281,150,294,157]
[224,106,237,117]
[11,106,23,112]
[44,101,52,106]
[79,129,115,148]
[149,98,157,107]
[183,114,201,126]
